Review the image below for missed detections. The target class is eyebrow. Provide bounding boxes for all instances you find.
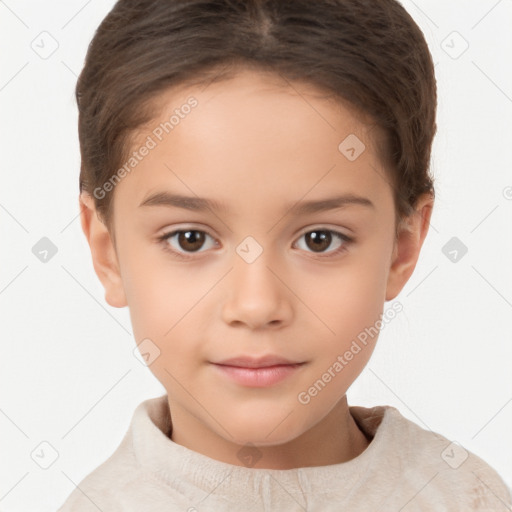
[139,191,375,214]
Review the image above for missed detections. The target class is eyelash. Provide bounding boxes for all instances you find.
[157,227,354,261]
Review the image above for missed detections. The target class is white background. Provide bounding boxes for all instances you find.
[1,0,511,510]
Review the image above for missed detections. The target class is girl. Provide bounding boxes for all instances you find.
[59,1,511,510]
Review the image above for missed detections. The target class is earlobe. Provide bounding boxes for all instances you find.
[79,193,127,308]
[385,194,434,301]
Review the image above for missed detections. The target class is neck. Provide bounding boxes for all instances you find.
[168,396,370,470]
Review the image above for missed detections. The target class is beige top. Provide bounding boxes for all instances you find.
[58,394,511,511]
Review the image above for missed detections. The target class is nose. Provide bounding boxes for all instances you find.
[221,247,293,330]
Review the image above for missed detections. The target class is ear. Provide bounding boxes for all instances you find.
[79,193,127,308]
[385,193,434,301]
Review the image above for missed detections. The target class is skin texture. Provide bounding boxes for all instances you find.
[80,68,433,470]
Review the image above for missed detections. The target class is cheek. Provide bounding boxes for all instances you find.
[125,270,195,343]
[297,254,389,341]
[116,235,183,340]
[299,273,385,411]
[119,246,218,368]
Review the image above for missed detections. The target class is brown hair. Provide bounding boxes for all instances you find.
[76,0,437,235]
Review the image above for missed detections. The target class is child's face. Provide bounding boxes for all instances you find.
[83,68,431,451]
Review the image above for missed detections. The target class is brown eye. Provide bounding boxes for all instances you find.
[160,229,216,258]
[304,230,332,252]
[295,228,352,257]
[176,230,206,252]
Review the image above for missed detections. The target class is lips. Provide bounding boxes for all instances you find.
[210,355,307,387]
[212,355,304,369]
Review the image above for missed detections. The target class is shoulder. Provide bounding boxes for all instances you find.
[56,395,176,511]
[56,432,138,511]
[351,405,512,510]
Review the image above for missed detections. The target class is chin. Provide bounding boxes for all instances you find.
[223,413,306,447]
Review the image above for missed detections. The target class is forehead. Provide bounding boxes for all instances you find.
[113,68,391,217]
